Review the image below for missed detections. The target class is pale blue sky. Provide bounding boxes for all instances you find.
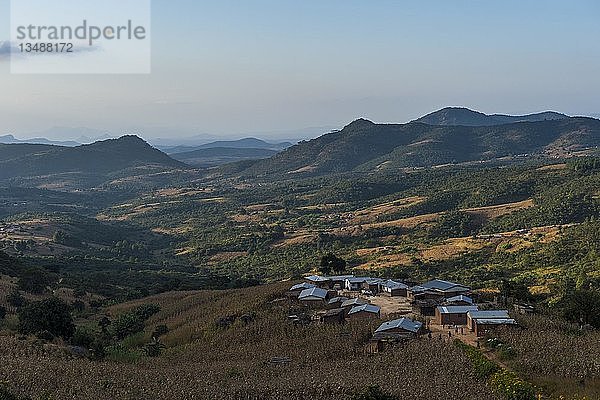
[1,0,600,140]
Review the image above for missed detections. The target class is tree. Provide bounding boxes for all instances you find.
[18,297,75,339]
[18,266,52,294]
[0,306,6,320]
[320,253,347,274]
[6,291,26,308]
[562,289,600,328]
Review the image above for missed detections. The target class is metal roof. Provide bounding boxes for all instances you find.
[445,295,473,304]
[474,318,517,325]
[345,277,369,284]
[327,296,349,304]
[468,310,510,319]
[305,275,330,282]
[348,304,380,315]
[328,275,355,280]
[420,279,470,292]
[298,287,328,300]
[437,305,479,314]
[290,282,316,291]
[375,318,423,334]
[324,308,345,316]
[341,298,368,308]
[383,280,408,290]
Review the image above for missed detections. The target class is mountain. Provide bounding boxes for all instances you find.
[0,134,81,147]
[414,107,568,126]
[163,137,292,155]
[0,135,188,185]
[240,116,600,176]
[171,147,279,167]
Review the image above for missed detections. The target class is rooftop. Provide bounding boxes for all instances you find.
[419,279,470,292]
[290,282,316,291]
[445,295,473,304]
[348,304,381,315]
[468,310,510,319]
[305,275,330,282]
[475,318,517,325]
[298,287,328,300]
[328,296,349,304]
[341,298,369,308]
[437,305,479,314]
[375,318,423,334]
[383,280,408,290]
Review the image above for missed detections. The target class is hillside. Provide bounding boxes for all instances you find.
[241,117,600,176]
[171,146,279,167]
[415,107,568,126]
[0,136,189,188]
[162,138,292,154]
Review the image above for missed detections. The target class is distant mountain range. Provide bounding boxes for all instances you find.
[0,136,187,187]
[0,134,81,147]
[414,107,568,126]
[171,147,279,168]
[238,109,600,176]
[162,137,292,154]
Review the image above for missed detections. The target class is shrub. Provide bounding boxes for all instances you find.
[17,298,74,339]
[490,370,536,400]
[0,306,6,320]
[353,385,397,400]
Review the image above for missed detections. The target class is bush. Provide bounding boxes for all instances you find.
[18,297,75,339]
[489,370,536,400]
[455,340,500,379]
[71,326,96,348]
[0,306,6,320]
[353,385,397,400]
[6,291,26,308]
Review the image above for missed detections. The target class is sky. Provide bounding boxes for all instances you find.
[1,0,600,141]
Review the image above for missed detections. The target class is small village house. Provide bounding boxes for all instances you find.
[362,278,383,294]
[411,279,471,299]
[444,295,474,306]
[304,275,332,289]
[411,299,439,317]
[382,280,408,297]
[340,297,368,315]
[473,318,517,337]
[287,282,316,298]
[298,287,329,307]
[327,296,348,309]
[321,308,346,324]
[347,304,381,320]
[466,310,510,331]
[435,305,479,326]
[328,275,355,290]
[374,318,424,337]
[345,277,368,291]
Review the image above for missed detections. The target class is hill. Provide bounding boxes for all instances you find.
[0,136,189,187]
[0,134,80,147]
[414,107,568,126]
[241,117,600,176]
[171,146,279,167]
[163,137,292,154]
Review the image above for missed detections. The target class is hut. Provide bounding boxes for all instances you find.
[304,275,331,289]
[321,308,346,324]
[298,287,328,307]
[347,304,381,320]
[340,298,368,315]
[412,279,471,299]
[467,310,510,331]
[444,295,474,306]
[435,305,479,326]
[382,280,408,297]
[473,318,517,337]
[345,277,368,291]
[327,296,349,309]
[287,282,316,298]
[374,317,424,337]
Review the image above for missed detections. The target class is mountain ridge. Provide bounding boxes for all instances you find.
[414,107,568,126]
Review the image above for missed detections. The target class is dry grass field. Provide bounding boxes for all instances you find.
[0,283,502,400]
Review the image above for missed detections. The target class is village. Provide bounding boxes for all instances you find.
[285,274,533,351]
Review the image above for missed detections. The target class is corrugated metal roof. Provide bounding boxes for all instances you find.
[348,304,380,315]
[384,280,408,290]
[305,275,330,282]
[328,275,355,280]
[445,295,473,304]
[290,282,316,291]
[475,318,517,325]
[341,298,368,308]
[346,277,369,284]
[468,310,510,319]
[324,308,345,316]
[421,279,470,292]
[328,296,349,304]
[437,305,479,314]
[298,287,328,300]
[375,318,423,333]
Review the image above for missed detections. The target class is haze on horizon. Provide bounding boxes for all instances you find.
[1,0,599,141]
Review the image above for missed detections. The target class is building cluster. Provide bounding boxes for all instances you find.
[286,275,522,349]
